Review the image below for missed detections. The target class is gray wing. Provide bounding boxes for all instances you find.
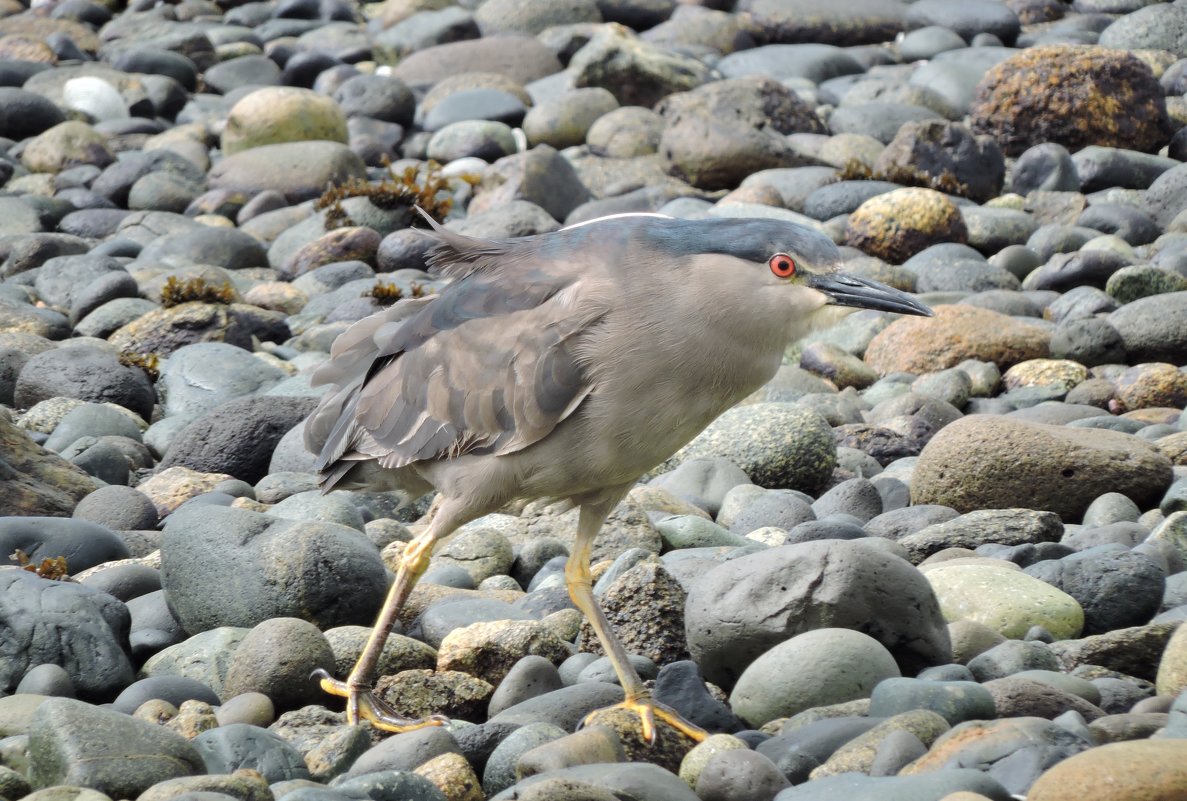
[305,236,604,489]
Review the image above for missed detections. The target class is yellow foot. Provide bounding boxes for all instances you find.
[312,669,448,733]
[582,696,709,745]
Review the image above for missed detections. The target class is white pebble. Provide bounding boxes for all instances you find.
[62,76,129,122]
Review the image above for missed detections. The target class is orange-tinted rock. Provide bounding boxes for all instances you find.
[136,465,234,517]
[0,16,99,54]
[1111,363,1187,412]
[865,305,1050,374]
[902,717,1088,779]
[1027,740,1187,801]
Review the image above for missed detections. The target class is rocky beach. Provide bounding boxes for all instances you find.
[3,0,1187,800]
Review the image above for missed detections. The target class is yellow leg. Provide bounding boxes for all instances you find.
[315,502,462,731]
[566,495,708,744]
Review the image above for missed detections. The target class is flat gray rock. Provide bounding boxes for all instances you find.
[28,698,203,797]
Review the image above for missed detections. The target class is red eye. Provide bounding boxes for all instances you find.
[769,253,796,278]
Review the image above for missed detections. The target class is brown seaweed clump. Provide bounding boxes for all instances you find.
[366,280,431,306]
[315,161,463,230]
[160,276,235,308]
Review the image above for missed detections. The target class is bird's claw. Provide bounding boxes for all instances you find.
[312,669,449,733]
[581,695,709,745]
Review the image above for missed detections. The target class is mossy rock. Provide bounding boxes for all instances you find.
[970,44,1171,156]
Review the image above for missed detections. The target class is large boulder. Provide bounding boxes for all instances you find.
[970,45,1170,156]
[160,504,387,634]
[685,539,952,688]
[912,416,1173,519]
[28,698,203,796]
[1,570,134,699]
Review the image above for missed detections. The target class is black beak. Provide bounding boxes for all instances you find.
[808,272,933,317]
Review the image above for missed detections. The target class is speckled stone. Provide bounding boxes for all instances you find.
[925,563,1084,640]
[1027,739,1187,801]
[436,620,569,686]
[846,187,969,263]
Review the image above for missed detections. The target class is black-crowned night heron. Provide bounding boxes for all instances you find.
[304,212,932,742]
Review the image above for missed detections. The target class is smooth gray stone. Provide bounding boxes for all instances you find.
[111,676,220,714]
[343,726,460,777]
[331,769,446,801]
[487,683,624,731]
[28,698,203,797]
[0,516,130,573]
[160,504,386,633]
[773,767,1011,801]
[492,762,699,801]
[869,677,996,724]
[192,724,310,782]
[686,539,952,687]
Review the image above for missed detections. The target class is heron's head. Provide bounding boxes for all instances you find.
[711,217,933,318]
[564,214,934,320]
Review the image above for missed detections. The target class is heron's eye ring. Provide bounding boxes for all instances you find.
[769,253,796,278]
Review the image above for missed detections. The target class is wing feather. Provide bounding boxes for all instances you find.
[305,225,606,488]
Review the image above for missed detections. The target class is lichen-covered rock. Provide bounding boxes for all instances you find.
[970,45,1170,156]
[577,561,688,666]
[375,669,493,723]
[1002,359,1088,393]
[925,563,1084,640]
[1105,264,1187,304]
[108,302,254,358]
[436,620,570,686]
[845,187,968,263]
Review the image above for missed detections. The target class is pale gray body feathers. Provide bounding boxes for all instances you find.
[304,215,838,517]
